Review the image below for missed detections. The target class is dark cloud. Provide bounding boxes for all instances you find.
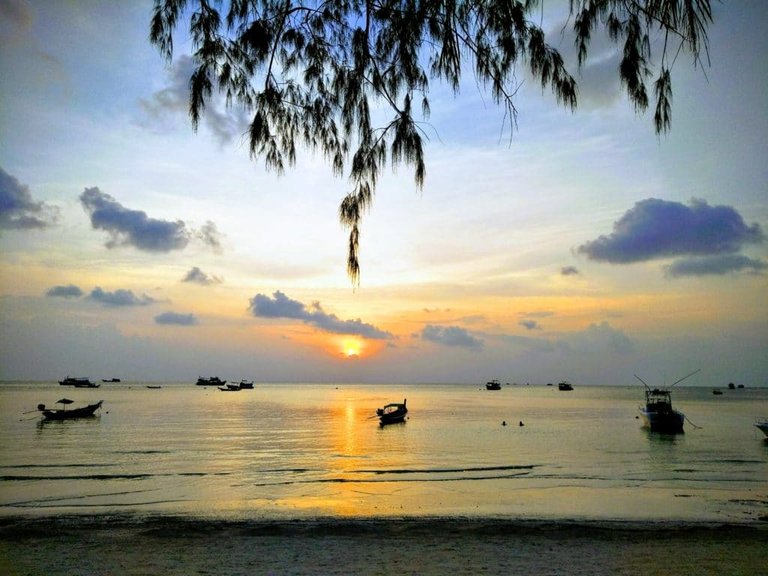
[567,322,634,355]
[155,311,199,326]
[421,325,483,349]
[46,284,84,299]
[664,255,767,278]
[137,55,249,145]
[577,198,763,263]
[80,187,190,252]
[182,266,222,286]
[89,287,156,307]
[561,266,580,276]
[520,320,540,330]
[0,167,58,230]
[197,221,224,254]
[248,291,393,340]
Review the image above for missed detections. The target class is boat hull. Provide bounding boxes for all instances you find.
[640,408,685,434]
[41,401,103,421]
[755,422,768,438]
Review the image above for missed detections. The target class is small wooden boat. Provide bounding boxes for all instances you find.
[485,379,501,390]
[712,389,723,395]
[38,399,103,421]
[377,399,408,425]
[558,381,573,391]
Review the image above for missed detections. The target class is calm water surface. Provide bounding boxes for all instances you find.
[1,382,766,523]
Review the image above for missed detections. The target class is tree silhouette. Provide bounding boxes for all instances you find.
[150,0,712,283]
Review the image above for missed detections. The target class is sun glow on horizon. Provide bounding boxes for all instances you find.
[343,338,362,358]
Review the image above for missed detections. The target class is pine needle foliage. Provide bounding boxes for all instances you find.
[150,0,712,284]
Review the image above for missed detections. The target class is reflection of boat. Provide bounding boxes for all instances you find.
[486,379,501,390]
[755,419,768,438]
[558,381,573,391]
[59,376,94,386]
[237,380,254,389]
[196,376,226,386]
[377,399,408,425]
[38,399,103,421]
[102,378,121,383]
[635,370,699,434]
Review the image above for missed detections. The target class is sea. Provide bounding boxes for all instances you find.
[1,381,766,524]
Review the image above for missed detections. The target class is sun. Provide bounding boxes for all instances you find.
[341,338,362,359]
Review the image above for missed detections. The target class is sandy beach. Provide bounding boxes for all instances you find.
[2,516,766,575]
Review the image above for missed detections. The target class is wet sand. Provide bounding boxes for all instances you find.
[2,516,766,575]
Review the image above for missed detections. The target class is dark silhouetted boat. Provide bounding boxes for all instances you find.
[59,376,95,387]
[558,381,573,391]
[755,419,768,438]
[636,370,699,434]
[377,399,408,425]
[38,399,103,421]
[196,376,226,386]
[237,380,254,389]
[102,378,121,383]
[485,379,501,390]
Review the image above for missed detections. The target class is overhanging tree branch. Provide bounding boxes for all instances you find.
[150,0,713,284]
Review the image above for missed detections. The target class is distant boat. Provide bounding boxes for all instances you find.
[219,383,242,392]
[755,419,768,438]
[728,382,736,390]
[196,376,226,386]
[712,389,723,395]
[377,399,408,425]
[237,380,254,389]
[59,376,95,387]
[485,379,501,390]
[146,385,162,389]
[558,381,573,391]
[635,370,700,434]
[101,378,121,383]
[74,380,100,388]
[38,399,103,421]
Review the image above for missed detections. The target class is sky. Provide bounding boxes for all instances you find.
[1,1,766,386]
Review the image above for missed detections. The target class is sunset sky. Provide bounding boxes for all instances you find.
[1,1,766,386]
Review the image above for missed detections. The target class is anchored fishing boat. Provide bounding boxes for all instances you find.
[219,383,242,391]
[558,381,574,391]
[636,370,700,434]
[196,376,226,386]
[485,379,501,390]
[377,399,408,425]
[59,376,95,387]
[38,399,103,421]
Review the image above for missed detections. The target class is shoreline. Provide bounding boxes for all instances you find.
[3,515,767,576]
